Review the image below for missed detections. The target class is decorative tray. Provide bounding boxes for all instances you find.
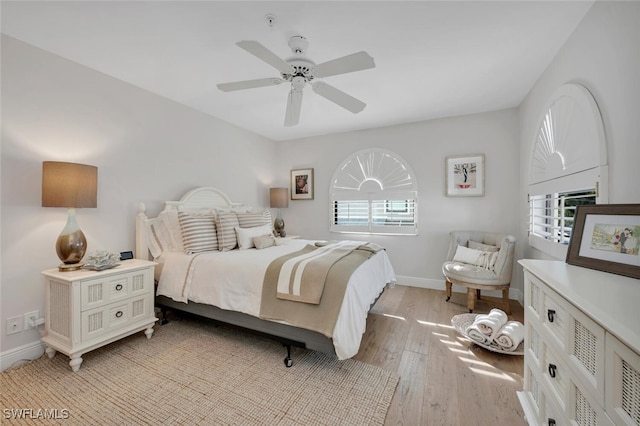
[451,313,524,355]
[83,262,120,271]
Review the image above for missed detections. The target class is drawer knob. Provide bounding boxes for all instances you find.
[115,284,123,291]
[547,309,556,322]
[548,363,557,378]
[115,311,123,318]
[548,419,556,426]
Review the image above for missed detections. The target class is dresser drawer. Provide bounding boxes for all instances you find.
[605,333,640,426]
[543,345,570,412]
[525,271,544,320]
[541,286,571,353]
[81,295,151,341]
[526,320,543,370]
[544,394,567,426]
[81,269,150,310]
[566,302,605,404]
[521,363,544,425]
[568,378,614,426]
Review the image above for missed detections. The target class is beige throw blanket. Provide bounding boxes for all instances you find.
[260,241,384,338]
[276,240,365,304]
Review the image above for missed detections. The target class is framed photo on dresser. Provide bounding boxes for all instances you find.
[566,204,640,279]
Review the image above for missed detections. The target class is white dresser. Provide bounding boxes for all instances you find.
[41,259,157,372]
[518,259,640,426]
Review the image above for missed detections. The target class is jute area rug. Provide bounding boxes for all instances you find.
[1,315,399,425]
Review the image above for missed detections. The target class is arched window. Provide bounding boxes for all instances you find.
[528,83,608,258]
[330,148,418,235]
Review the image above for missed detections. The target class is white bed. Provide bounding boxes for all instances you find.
[135,187,396,364]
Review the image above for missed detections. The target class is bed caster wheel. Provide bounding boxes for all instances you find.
[284,357,293,368]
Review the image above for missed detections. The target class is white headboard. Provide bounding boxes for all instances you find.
[135,187,242,260]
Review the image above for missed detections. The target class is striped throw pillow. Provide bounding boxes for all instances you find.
[178,212,218,254]
[236,210,272,230]
[215,211,240,251]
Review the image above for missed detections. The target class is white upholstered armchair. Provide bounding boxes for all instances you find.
[442,231,516,314]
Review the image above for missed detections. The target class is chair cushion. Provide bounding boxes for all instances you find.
[442,261,501,285]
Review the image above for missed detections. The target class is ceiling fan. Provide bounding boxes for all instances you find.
[216,36,375,127]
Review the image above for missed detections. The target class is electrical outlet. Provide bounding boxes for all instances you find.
[24,311,39,328]
[6,315,23,335]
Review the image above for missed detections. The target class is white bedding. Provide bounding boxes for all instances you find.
[156,238,396,359]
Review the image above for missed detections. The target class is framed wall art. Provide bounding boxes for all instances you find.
[291,168,314,200]
[446,154,485,197]
[566,204,640,279]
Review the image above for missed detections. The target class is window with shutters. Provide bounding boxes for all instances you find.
[330,149,417,235]
[528,84,608,258]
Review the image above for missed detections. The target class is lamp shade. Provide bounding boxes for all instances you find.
[270,187,289,209]
[42,161,97,208]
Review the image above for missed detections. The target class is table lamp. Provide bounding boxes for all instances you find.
[269,187,289,237]
[42,161,98,271]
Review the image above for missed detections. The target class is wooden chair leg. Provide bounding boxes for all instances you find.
[445,279,452,301]
[502,288,512,315]
[467,288,476,313]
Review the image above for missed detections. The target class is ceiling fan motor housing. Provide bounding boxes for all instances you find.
[283,57,315,82]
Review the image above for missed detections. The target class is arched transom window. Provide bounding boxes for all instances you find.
[528,83,608,258]
[330,148,418,235]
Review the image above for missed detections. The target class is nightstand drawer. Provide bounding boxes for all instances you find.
[81,269,149,310]
[81,296,150,341]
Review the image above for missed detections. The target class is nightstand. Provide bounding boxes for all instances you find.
[41,259,157,372]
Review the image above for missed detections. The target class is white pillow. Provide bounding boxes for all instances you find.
[159,209,184,252]
[453,245,499,270]
[143,217,167,259]
[235,224,273,250]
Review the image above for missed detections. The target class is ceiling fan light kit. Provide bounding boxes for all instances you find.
[217,36,375,127]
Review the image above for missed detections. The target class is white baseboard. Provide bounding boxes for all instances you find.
[396,275,524,306]
[1,340,45,371]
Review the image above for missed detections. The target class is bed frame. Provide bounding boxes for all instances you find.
[135,187,338,366]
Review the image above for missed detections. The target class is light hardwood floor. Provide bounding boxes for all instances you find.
[353,285,526,426]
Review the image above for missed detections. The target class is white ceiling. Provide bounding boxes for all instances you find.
[1,1,593,141]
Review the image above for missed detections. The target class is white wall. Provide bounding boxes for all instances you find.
[0,36,277,361]
[518,1,640,261]
[276,109,521,289]
[5,0,638,366]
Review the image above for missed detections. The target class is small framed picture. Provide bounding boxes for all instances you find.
[291,168,314,200]
[446,154,485,197]
[566,204,640,279]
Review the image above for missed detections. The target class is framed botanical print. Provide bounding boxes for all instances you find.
[446,154,485,197]
[291,168,314,200]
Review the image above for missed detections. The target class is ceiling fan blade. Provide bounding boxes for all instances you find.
[284,87,303,127]
[312,51,375,78]
[236,40,292,75]
[311,81,366,114]
[217,78,284,92]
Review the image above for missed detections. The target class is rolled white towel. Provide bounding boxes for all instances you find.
[495,321,525,352]
[474,308,508,338]
[465,323,491,345]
